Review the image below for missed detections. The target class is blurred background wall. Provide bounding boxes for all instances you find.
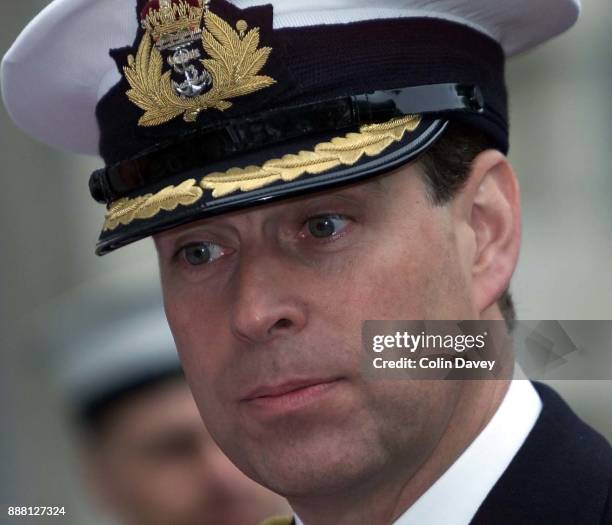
[1,1,611,523]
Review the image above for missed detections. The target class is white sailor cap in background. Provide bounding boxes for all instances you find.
[24,270,181,417]
[1,0,581,156]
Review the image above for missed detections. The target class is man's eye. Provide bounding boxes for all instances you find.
[180,242,225,266]
[306,215,349,239]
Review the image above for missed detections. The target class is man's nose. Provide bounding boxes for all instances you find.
[229,249,308,345]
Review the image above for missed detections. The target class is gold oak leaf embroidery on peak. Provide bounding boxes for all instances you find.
[103,179,203,231]
[123,9,276,127]
[100,116,422,230]
[200,115,422,198]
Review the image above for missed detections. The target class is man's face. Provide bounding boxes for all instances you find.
[88,378,288,525]
[155,164,478,497]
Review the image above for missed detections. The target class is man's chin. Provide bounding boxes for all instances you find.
[245,431,386,500]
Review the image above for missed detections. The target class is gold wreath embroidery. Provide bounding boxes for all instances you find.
[103,179,203,231]
[123,10,276,127]
[102,115,422,230]
[201,115,422,197]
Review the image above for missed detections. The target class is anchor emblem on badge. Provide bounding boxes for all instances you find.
[168,46,212,97]
[144,0,213,99]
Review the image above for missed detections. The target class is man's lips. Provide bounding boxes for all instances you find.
[242,377,341,400]
[240,377,344,415]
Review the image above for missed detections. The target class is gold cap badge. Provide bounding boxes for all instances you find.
[124,0,276,127]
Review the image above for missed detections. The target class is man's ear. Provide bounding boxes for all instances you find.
[453,149,521,315]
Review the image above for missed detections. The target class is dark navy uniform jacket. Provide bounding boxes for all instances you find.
[470,382,612,525]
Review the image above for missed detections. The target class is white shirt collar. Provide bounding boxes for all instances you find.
[294,372,542,525]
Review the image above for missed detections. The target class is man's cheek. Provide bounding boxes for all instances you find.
[166,312,215,390]
[349,258,430,319]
